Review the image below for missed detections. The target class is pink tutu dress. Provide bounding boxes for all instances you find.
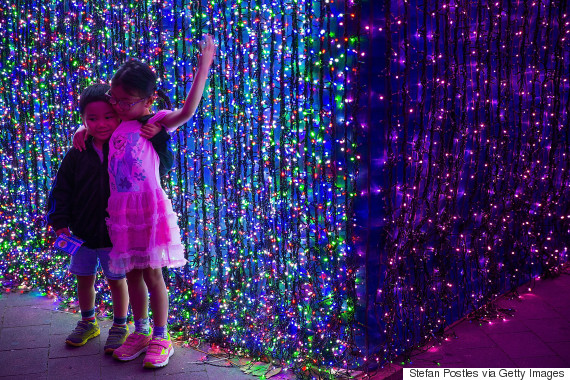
[106,110,186,273]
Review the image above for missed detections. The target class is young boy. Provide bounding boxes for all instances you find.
[46,83,174,353]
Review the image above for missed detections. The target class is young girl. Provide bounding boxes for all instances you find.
[76,35,216,368]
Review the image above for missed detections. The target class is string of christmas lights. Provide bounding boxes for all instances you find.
[0,0,361,376]
[356,0,570,368]
[3,0,569,376]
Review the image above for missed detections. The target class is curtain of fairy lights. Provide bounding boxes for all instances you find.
[356,0,570,367]
[0,0,362,375]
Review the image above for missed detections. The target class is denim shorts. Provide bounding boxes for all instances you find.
[69,246,125,280]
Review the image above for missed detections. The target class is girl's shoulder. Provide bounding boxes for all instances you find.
[115,120,141,133]
[148,110,172,125]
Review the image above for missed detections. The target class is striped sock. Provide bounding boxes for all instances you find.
[113,316,127,327]
[134,317,150,335]
[153,325,168,339]
[81,308,96,323]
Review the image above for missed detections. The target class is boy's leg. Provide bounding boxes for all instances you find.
[66,246,100,347]
[98,247,131,354]
[98,248,130,323]
[108,278,129,322]
[77,274,96,317]
[142,268,173,368]
[103,278,129,354]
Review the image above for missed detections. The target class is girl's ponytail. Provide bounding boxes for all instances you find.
[156,88,172,110]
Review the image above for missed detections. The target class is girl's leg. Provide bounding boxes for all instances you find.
[113,270,152,361]
[142,268,169,329]
[125,269,148,321]
[141,267,173,368]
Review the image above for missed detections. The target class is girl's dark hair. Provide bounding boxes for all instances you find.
[156,88,172,110]
[79,83,111,114]
[111,58,171,110]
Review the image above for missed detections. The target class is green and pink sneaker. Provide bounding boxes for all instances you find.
[142,335,174,368]
[113,329,152,361]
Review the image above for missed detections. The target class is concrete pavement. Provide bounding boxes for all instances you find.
[0,291,266,379]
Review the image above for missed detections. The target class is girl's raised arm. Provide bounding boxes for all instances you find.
[160,34,217,132]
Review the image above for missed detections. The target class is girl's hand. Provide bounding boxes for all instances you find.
[140,122,162,140]
[159,34,217,131]
[198,34,217,69]
[73,126,88,151]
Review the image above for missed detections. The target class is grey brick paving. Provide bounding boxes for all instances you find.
[3,274,570,379]
[400,273,570,372]
[0,291,260,380]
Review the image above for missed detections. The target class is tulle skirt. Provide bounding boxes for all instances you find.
[106,188,187,273]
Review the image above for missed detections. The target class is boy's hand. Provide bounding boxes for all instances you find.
[73,126,88,151]
[55,227,71,237]
[140,122,162,140]
[198,34,217,70]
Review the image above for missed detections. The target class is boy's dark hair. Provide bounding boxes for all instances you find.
[111,58,172,109]
[79,83,111,115]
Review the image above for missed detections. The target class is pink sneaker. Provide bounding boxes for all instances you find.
[142,336,174,368]
[113,330,152,361]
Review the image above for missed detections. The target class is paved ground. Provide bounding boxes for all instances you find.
[398,270,570,370]
[0,291,267,379]
[2,271,570,379]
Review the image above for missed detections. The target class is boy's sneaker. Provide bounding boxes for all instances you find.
[142,335,174,368]
[113,330,152,361]
[104,325,129,354]
[65,320,100,347]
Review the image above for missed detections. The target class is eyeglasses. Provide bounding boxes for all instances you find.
[105,90,147,110]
